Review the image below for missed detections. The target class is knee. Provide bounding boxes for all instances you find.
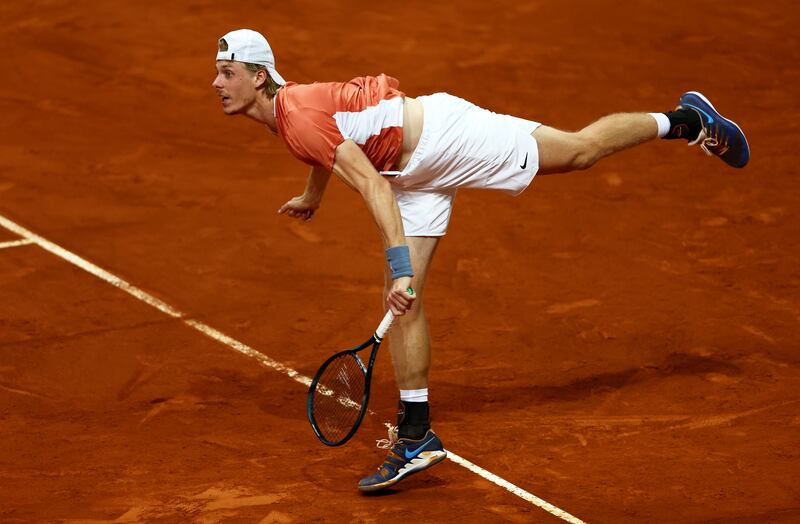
[400,303,424,323]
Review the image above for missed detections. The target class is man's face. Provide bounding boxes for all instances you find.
[212,61,258,115]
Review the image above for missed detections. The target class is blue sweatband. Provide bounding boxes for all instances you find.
[385,245,414,279]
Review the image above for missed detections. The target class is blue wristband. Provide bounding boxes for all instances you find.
[385,245,414,279]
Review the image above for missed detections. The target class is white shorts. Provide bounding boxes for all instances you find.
[382,93,541,236]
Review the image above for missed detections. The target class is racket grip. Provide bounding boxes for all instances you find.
[375,310,395,340]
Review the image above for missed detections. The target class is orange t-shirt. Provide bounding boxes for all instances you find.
[275,74,405,172]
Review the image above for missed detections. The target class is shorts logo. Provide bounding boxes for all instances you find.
[520,153,528,170]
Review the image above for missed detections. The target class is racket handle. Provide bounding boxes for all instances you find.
[375,310,395,340]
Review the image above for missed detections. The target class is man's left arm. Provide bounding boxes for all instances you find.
[278,165,331,220]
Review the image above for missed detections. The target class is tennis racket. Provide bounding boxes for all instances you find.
[306,308,398,446]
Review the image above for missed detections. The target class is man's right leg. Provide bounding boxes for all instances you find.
[387,235,438,438]
[358,235,447,492]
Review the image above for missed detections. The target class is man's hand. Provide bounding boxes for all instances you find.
[387,277,415,316]
[278,195,319,221]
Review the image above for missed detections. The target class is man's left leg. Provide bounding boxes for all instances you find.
[533,93,749,175]
[534,112,661,174]
[358,235,447,492]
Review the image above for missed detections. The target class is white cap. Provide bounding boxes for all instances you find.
[216,29,286,85]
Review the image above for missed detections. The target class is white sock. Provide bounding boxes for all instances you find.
[400,388,428,403]
[649,112,671,138]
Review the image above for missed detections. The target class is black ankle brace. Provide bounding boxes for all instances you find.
[663,108,702,141]
[397,400,430,440]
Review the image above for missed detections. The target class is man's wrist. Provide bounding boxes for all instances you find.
[385,245,414,279]
[302,191,321,205]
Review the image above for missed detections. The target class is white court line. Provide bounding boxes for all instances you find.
[0,238,34,250]
[0,213,587,524]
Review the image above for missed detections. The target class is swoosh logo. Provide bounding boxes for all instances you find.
[404,437,435,459]
[688,104,714,125]
[520,153,528,170]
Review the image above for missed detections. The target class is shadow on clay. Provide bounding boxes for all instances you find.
[441,351,742,406]
[360,475,448,497]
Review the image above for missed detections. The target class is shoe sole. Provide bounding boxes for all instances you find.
[681,91,750,168]
[358,450,448,492]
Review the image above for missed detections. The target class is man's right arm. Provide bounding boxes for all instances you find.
[330,139,415,315]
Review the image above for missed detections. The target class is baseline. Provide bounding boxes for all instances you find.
[0,212,586,524]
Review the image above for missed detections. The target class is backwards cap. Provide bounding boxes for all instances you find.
[216,29,286,85]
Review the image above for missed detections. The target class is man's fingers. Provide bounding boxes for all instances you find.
[279,208,315,221]
[388,301,406,316]
[395,289,415,304]
[386,295,400,312]
[278,201,317,220]
[278,203,299,215]
[387,290,414,314]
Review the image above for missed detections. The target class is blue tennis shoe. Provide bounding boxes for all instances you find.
[679,91,750,168]
[358,428,447,492]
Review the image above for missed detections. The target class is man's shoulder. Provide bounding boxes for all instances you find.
[278,82,336,114]
[343,74,401,91]
[283,74,400,93]
[276,84,338,135]
[278,74,403,120]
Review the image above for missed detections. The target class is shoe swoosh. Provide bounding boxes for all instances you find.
[404,437,436,459]
[690,104,715,125]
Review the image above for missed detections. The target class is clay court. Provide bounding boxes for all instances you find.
[1,1,799,522]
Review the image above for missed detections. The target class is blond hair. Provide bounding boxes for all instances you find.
[243,62,281,99]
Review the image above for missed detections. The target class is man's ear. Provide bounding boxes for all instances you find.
[254,69,267,89]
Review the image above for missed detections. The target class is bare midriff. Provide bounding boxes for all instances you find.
[397,96,424,171]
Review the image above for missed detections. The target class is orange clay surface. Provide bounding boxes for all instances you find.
[1,1,799,523]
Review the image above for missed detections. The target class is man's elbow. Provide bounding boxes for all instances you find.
[361,174,392,200]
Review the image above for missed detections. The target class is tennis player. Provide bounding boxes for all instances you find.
[212,29,749,491]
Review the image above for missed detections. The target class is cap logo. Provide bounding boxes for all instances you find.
[218,38,229,52]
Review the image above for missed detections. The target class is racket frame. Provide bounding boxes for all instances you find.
[307,310,395,446]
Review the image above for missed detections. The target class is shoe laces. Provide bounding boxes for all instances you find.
[376,425,399,449]
[689,124,731,157]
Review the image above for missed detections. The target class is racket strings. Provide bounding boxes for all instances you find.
[312,353,367,442]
